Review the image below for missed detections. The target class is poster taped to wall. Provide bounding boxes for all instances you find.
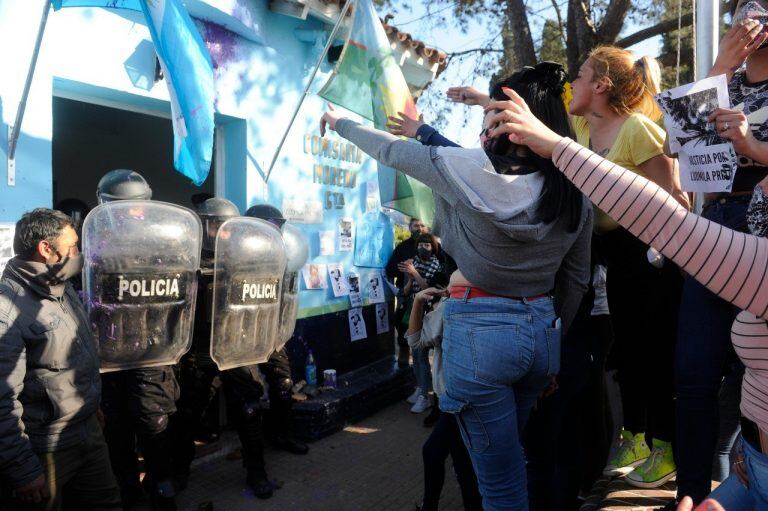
[283,199,324,224]
[0,224,14,274]
[366,181,380,212]
[319,230,335,256]
[354,211,394,268]
[328,263,349,297]
[375,302,389,334]
[347,271,363,307]
[339,217,354,251]
[367,271,386,304]
[302,263,327,289]
[348,307,367,341]
[656,75,737,192]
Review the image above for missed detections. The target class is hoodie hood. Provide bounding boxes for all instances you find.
[436,146,554,242]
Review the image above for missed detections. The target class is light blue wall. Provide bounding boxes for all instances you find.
[0,1,388,317]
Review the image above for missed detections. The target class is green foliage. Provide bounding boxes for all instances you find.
[394,223,411,246]
[539,20,566,64]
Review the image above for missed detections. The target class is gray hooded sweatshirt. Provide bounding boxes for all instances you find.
[336,119,592,329]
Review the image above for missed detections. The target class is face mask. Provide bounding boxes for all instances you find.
[734,1,768,48]
[45,253,84,285]
[417,248,432,260]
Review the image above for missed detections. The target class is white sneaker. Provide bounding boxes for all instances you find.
[406,388,422,404]
[410,395,430,414]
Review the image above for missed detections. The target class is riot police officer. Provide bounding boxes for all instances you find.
[245,204,309,456]
[94,169,185,511]
[176,197,279,499]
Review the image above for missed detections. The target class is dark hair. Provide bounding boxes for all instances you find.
[730,0,740,17]
[14,208,75,258]
[415,233,440,256]
[409,217,422,226]
[487,62,584,232]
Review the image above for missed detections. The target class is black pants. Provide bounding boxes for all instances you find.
[599,229,681,443]
[421,412,482,511]
[525,308,613,510]
[2,418,122,511]
[101,366,179,501]
[175,357,268,476]
[258,348,295,440]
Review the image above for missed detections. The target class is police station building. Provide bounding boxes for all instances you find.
[0,0,445,436]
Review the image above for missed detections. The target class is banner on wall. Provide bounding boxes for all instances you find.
[375,302,389,334]
[338,217,354,251]
[302,263,327,289]
[283,199,324,224]
[328,263,350,297]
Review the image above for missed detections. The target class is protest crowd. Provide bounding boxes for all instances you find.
[4,0,768,510]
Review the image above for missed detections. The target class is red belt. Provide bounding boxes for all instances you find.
[449,286,549,302]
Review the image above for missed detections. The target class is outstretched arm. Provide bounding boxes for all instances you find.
[488,88,768,320]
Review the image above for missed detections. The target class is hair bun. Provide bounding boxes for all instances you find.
[517,62,568,92]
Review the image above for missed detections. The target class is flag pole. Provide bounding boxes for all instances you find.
[264,0,354,183]
[7,0,51,186]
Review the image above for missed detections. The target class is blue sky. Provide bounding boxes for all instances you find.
[385,1,662,144]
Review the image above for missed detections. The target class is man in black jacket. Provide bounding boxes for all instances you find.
[0,208,121,510]
[385,218,427,366]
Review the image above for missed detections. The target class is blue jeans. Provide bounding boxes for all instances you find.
[709,438,768,510]
[440,296,560,511]
[675,197,748,502]
[413,346,433,396]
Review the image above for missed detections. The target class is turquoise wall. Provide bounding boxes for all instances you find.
[0,1,391,318]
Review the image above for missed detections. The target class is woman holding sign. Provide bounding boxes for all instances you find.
[485,84,768,511]
[668,1,768,503]
[567,45,688,489]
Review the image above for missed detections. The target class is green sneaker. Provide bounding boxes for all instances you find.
[602,430,650,477]
[625,438,676,488]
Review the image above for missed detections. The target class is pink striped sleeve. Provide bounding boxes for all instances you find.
[553,138,768,319]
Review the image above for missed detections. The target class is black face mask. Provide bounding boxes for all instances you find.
[417,248,432,260]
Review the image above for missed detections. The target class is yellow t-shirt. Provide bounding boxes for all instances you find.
[572,113,665,232]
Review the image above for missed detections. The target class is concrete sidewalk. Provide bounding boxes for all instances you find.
[169,401,464,511]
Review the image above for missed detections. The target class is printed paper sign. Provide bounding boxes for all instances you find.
[319,230,335,256]
[282,199,324,224]
[367,272,385,304]
[0,224,14,274]
[347,272,363,307]
[348,307,368,342]
[327,263,349,297]
[366,181,380,212]
[302,263,327,289]
[375,302,389,334]
[339,217,354,252]
[656,75,737,192]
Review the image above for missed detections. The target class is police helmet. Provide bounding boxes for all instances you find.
[244,204,286,230]
[96,169,152,204]
[199,197,240,252]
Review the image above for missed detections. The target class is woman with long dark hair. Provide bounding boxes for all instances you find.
[321,63,592,510]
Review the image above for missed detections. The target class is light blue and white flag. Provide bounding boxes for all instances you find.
[52,0,215,185]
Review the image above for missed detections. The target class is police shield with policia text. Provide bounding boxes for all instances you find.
[175,197,290,499]
[83,169,201,511]
[209,214,286,369]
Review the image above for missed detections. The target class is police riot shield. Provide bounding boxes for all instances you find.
[82,201,202,372]
[210,217,287,370]
[276,223,309,351]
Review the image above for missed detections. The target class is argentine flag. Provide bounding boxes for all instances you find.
[52,0,215,186]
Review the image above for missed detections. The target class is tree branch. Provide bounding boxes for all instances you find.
[597,0,632,42]
[549,0,567,48]
[616,1,732,49]
[447,47,504,59]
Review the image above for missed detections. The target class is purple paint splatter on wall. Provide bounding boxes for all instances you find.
[199,20,239,70]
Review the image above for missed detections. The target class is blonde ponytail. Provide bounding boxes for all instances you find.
[588,46,663,121]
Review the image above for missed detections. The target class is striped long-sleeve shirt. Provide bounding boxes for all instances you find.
[553,137,768,432]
